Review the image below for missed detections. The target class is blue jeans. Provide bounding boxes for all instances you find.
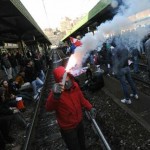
[39,70,45,82]
[117,66,137,100]
[31,78,44,96]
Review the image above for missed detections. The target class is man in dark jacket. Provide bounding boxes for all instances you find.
[25,59,43,99]
[100,42,112,75]
[131,48,140,73]
[8,53,18,77]
[115,45,138,104]
[1,53,13,80]
[83,64,104,92]
[46,66,96,150]
[33,53,45,82]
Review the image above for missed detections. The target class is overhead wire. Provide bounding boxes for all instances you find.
[41,0,51,29]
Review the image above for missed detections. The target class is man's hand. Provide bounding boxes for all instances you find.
[52,83,64,99]
[52,83,64,94]
[90,108,97,119]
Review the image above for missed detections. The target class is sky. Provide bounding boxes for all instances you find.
[21,0,100,29]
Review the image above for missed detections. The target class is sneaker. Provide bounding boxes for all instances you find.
[130,94,134,97]
[134,94,139,99]
[37,87,43,93]
[130,94,139,99]
[121,99,132,104]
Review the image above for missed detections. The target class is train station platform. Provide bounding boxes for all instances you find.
[103,76,150,132]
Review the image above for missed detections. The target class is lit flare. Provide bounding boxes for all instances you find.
[66,54,77,71]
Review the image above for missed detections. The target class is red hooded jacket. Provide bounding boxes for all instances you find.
[45,66,92,130]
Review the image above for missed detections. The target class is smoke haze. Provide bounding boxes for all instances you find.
[72,0,150,67]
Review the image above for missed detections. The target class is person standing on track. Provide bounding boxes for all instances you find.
[114,44,138,104]
[45,66,96,150]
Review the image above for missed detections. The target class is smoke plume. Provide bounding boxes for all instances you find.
[72,0,150,68]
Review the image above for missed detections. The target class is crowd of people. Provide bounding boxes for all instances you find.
[45,36,150,149]
[0,31,149,149]
[83,42,140,104]
[0,49,46,149]
[45,39,143,149]
[46,66,96,150]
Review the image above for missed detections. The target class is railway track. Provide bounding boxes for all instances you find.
[139,63,147,71]
[131,63,150,87]
[132,75,150,86]
[22,49,111,150]
[6,48,150,150]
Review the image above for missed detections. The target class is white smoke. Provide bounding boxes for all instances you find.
[111,0,118,8]
[72,0,150,67]
[81,32,98,50]
[123,0,150,16]
[71,32,99,68]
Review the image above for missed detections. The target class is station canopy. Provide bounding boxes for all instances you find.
[0,0,51,45]
[61,0,118,41]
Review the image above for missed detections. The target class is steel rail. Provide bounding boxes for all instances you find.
[52,49,63,64]
[85,111,111,150]
[22,69,49,150]
[132,76,150,86]
[138,63,147,70]
[22,49,65,150]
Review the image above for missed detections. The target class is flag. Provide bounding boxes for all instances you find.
[70,44,76,54]
[69,37,82,54]
[70,37,82,47]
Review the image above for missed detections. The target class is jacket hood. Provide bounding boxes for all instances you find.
[53,66,66,83]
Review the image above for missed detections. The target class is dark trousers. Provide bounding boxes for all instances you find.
[0,112,27,129]
[60,122,86,150]
[0,131,6,150]
[117,66,137,100]
[0,119,11,149]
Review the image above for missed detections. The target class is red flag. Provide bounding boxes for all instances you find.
[70,37,82,47]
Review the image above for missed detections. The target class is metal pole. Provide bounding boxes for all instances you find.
[86,111,111,150]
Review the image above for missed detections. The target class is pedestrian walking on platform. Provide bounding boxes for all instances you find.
[114,45,139,104]
[46,66,96,150]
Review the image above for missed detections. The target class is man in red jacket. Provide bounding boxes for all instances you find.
[46,66,95,150]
